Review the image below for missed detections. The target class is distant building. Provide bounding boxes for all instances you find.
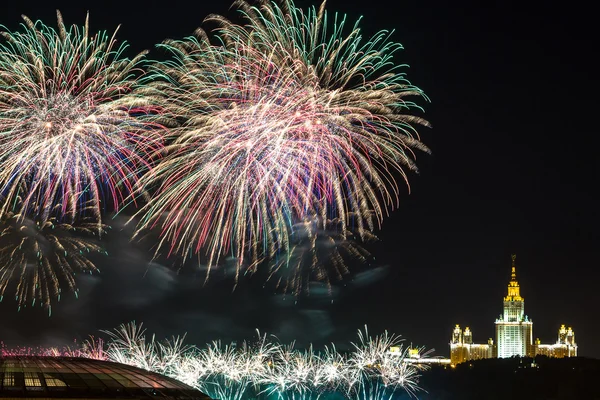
[449,325,495,365]
[389,346,451,365]
[449,255,577,365]
[535,325,578,357]
[0,356,210,399]
[495,255,534,358]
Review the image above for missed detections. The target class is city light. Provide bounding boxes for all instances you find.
[450,255,578,365]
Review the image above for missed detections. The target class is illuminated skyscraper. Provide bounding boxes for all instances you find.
[495,255,534,357]
[450,255,578,364]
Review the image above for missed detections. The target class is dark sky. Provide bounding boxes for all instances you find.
[0,0,597,359]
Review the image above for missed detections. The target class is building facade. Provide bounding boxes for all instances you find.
[450,325,495,365]
[0,356,211,399]
[535,325,578,358]
[389,347,451,365]
[449,255,577,365]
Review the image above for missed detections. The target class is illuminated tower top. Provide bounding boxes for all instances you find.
[558,325,576,346]
[463,327,473,344]
[452,325,462,344]
[558,324,567,343]
[499,254,526,323]
[504,254,523,302]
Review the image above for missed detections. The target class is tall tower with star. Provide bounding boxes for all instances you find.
[495,255,534,357]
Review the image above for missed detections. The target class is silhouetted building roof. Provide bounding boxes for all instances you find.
[0,356,211,399]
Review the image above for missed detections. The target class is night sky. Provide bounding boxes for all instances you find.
[0,0,597,359]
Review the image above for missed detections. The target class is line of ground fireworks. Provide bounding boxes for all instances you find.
[1,322,427,399]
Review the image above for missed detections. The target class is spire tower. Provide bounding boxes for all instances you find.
[511,254,517,280]
[505,254,522,302]
[495,254,533,358]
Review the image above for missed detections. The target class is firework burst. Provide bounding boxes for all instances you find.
[0,11,162,223]
[98,322,425,399]
[0,209,107,312]
[0,321,429,399]
[135,0,429,283]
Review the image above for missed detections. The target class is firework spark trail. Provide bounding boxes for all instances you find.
[348,327,426,398]
[312,344,348,391]
[0,208,107,312]
[105,321,163,371]
[135,0,429,284]
[99,322,425,399]
[0,322,425,398]
[0,11,163,223]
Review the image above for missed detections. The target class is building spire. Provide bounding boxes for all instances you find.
[511,254,517,281]
[504,254,523,302]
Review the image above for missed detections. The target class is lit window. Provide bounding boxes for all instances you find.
[3,372,14,387]
[44,374,67,387]
[25,372,42,387]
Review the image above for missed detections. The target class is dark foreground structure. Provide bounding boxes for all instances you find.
[0,356,211,399]
[418,356,600,400]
